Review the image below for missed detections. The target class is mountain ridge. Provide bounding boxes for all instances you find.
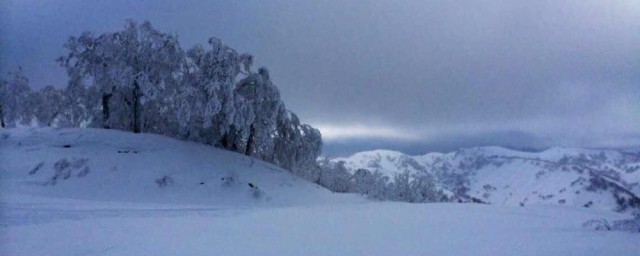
[333,146,640,213]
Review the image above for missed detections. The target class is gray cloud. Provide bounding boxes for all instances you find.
[2,0,639,155]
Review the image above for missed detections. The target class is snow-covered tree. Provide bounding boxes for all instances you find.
[389,170,413,202]
[239,53,253,74]
[176,37,241,144]
[59,20,184,133]
[32,86,65,127]
[235,68,283,159]
[349,168,390,200]
[47,20,326,181]
[272,110,300,165]
[295,124,322,171]
[275,120,322,178]
[317,160,352,193]
[410,172,447,203]
[64,80,97,128]
[58,31,115,129]
[368,170,391,200]
[384,170,447,203]
[118,21,183,134]
[351,168,374,195]
[233,66,323,175]
[0,68,32,127]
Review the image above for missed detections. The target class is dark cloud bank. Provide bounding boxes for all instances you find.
[2,0,639,156]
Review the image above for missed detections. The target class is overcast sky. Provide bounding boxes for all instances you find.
[2,0,639,156]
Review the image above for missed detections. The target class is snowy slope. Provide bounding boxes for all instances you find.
[335,147,640,212]
[0,128,358,207]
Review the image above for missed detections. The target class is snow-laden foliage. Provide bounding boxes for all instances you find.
[0,67,32,128]
[176,37,241,145]
[58,20,184,133]
[32,86,65,127]
[1,20,322,181]
[317,160,353,193]
[316,159,449,203]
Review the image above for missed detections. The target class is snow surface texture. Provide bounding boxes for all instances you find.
[1,128,638,255]
[0,128,349,207]
[334,147,640,213]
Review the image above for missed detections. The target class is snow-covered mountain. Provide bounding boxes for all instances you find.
[334,147,640,212]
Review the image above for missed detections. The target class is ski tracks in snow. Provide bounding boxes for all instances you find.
[0,201,246,227]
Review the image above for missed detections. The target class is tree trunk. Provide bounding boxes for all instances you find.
[222,126,239,152]
[221,132,231,149]
[48,112,60,127]
[245,124,256,156]
[102,93,112,129]
[0,103,5,128]
[132,80,142,133]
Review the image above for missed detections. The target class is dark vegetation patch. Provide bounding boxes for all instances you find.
[156,175,174,187]
[46,158,90,185]
[117,150,138,154]
[29,162,45,175]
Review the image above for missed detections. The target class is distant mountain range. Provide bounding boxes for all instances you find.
[333,146,640,213]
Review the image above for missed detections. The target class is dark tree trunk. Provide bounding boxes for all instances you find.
[131,80,142,133]
[0,103,5,128]
[222,127,237,151]
[102,93,112,129]
[221,133,230,149]
[245,124,256,156]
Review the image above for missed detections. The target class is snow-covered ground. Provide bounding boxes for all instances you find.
[3,195,638,256]
[1,128,638,255]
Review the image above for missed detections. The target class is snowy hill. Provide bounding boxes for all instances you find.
[334,147,640,212]
[0,128,355,207]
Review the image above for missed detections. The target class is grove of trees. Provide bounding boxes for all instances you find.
[0,20,446,204]
[1,20,321,177]
[316,159,449,203]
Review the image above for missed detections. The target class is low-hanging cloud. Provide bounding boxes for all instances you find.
[316,124,420,141]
